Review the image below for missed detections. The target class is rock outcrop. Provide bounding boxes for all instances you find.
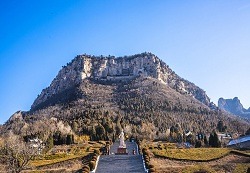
[218,97,250,119]
[31,53,211,110]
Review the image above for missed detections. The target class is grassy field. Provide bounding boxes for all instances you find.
[152,148,230,161]
[30,153,88,167]
[30,141,104,168]
[143,142,250,173]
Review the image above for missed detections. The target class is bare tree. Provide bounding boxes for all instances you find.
[0,132,37,173]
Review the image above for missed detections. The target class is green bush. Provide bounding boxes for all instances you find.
[89,161,96,171]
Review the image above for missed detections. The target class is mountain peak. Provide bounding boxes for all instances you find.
[31,53,211,111]
[218,97,250,119]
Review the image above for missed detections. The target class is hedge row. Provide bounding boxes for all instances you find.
[82,149,100,173]
[142,148,156,173]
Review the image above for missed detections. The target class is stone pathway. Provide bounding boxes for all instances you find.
[95,141,145,173]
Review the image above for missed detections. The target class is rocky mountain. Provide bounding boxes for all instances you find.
[218,97,250,119]
[1,53,249,141]
[31,52,212,110]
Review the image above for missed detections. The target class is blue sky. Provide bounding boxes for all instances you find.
[0,0,250,124]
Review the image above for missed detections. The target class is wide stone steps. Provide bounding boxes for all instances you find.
[95,141,145,173]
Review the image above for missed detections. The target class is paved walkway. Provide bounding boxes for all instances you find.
[96,141,145,173]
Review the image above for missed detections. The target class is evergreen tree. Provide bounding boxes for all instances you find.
[61,136,67,144]
[45,134,54,152]
[72,134,75,143]
[209,131,221,147]
[204,135,208,146]
[217,121,224,132]
[90,126,96,141]
[53,131,61,145]
[66,134,73,145]
[209,132,214,147]
[195,140,202,148]
[217,120,227,132]
[95,124,106,140]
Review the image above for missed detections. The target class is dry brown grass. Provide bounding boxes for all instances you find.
[29,141,103,168]
[144,141,250,173]
[30,153,87,167]
[153,148,230,161]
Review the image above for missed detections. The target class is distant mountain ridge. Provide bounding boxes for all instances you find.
[218,97,250,119]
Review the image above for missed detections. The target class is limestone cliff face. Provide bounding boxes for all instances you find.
[31,53,211,110]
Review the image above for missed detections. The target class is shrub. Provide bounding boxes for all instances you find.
[94,149,100,155]
[148,164,154,169]
[89,161,96,171]
[144,154,150,162]
[209,131,221,147]
[143,151,149,157]
[149,168,156,172]
[82,165,90,172]
[92,155,97,160]
[142,148,147,152]
[144,158,150,163]
[93,153,98,157]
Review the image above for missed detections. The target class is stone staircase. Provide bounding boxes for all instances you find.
[95,141,145,173]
